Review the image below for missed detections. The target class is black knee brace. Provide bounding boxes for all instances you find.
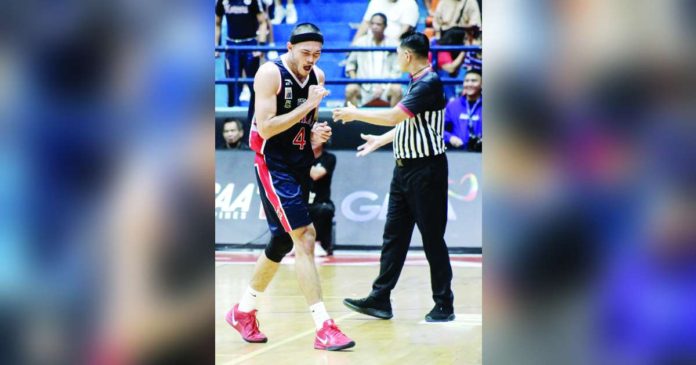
[265,233,294,263]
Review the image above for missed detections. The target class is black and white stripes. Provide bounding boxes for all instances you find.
[393,109,446,159]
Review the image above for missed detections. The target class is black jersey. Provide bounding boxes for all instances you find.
[215,0,261,40]
[309,151,336,205]
[249,56,319,169]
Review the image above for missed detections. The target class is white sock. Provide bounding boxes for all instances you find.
[310,302,331,330]
[238,286,262,312]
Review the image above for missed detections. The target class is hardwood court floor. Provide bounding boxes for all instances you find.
[215,251,482,365]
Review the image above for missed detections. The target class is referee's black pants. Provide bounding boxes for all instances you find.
[369,153,454,307]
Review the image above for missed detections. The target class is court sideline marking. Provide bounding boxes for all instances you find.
[219,312,357,365]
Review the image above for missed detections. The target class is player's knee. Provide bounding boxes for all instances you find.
[293,226,316,256]
[265,234,294,263]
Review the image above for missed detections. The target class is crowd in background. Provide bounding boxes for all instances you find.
[215,0,482,152]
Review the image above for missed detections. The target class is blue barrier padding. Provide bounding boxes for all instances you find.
[215,45,481,52]
[215,77,465,85]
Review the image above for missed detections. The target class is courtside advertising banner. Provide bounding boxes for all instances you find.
[216,150,481,248]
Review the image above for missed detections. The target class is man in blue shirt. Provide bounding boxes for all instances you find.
[444,69,482,152]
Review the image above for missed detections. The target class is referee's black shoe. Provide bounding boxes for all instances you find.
[425,304,455,322]
[343,297,393,319]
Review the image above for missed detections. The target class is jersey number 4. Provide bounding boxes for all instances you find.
[292,128,306,150]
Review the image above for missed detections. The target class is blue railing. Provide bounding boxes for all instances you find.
[216,45,480,103]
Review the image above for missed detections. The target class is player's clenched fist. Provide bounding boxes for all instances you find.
[311,121,332,144]
[307,85,330,109]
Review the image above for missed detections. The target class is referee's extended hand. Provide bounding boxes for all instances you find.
[356,133,381,157]
[332,102,357,124]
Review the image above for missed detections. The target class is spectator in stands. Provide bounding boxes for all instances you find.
[259,0,280,60]
[462,25,482,72]
[422,0,438,16]
[443,69,482,151]
[432,0,481,39]
[271,0,298,25]
[429,24,481,100]
[215,0,270,106]
[428,27,465,101]
[421,0,439,39]
[352,0,419,44]
[345,13,403,107]
[219,119,249,150]
[308,141,336,256]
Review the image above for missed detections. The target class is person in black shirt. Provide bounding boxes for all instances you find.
[218,119,249,150]
[308,141,336,256]
[215,0,270,106]
[333,31,455,322]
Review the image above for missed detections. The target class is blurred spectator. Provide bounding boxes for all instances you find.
[215,0,270,106]
[444,69,482,151]
[429,28,465,100]
[429,24,481,100]
[433,0,481,39]
[218,119,249,150]
[308,141,336,256]
[345,13,403,107]
[422,0,439,39]
[258,0,279,60]
[422,0,439,16]
[462,25,482,72]
[271,0,298,25]
[352,0,419,44]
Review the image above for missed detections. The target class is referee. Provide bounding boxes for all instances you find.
[332,31,455,322]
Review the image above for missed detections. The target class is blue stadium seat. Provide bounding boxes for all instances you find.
[218,0,426,107]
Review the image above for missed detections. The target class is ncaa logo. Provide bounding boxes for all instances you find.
[275,207,284,219]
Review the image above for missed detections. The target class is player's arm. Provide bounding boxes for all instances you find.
[309,67,332,147]
[312,66,327,124]
[332,104,410,127]
[254,64,327,139]
[310,121,332,148]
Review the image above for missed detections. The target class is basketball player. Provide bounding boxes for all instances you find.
[225,23,355,351]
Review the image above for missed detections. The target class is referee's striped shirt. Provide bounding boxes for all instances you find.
[394,70,447,159]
